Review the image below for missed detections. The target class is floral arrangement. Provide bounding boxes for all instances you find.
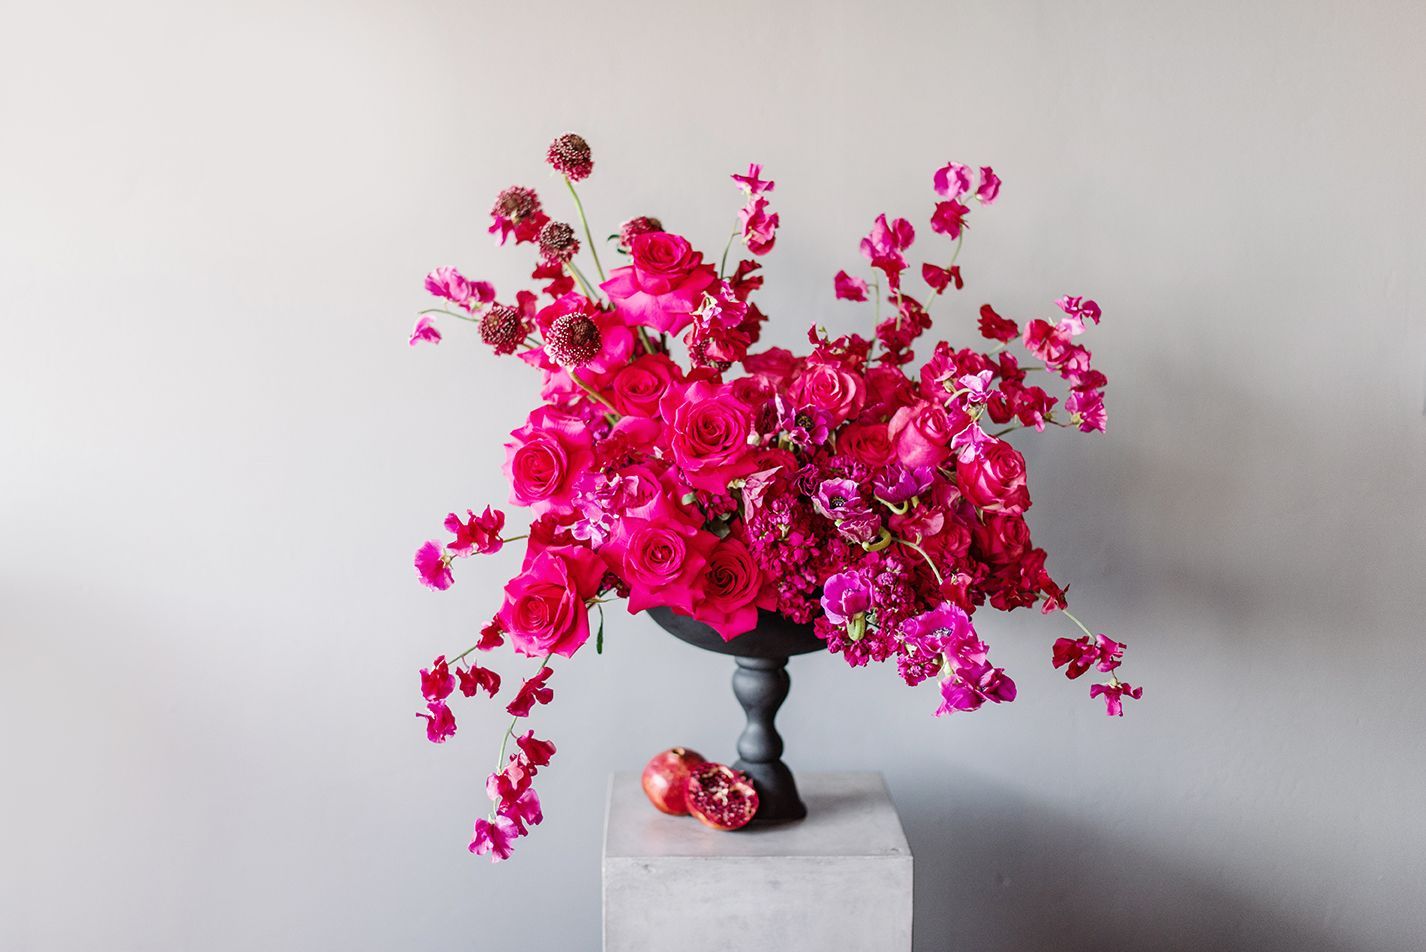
[409,133,1142,863]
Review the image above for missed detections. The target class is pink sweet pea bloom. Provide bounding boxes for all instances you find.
[1051,634,1125,679]
[933,162,973,199]
[424,267,495,311]
[414,541,453,591]
[958,370,995,404]
[501,788,544,834]
[408,315,442,346]
[469,815,520,862]
[445,506,506,556]
[834,270,869,301]
[487,760,533,809]
[731,163,775,195]
[515,730,556,767]
[921,263,961,293]
[506,666,554,717]
[417,700,456,742]
[420,656,455,701]
[860,214,916,287]
[1066,388,1107,433]
[1090,681,1142,716]
[935,662,1017,715]
[978,304,1019,343]
[739,195,779,255]
[1055,295,1102,336]
[976,166,1002,204]
[457,664,501,698]
[599,232,717,335]
[930,200,970,240]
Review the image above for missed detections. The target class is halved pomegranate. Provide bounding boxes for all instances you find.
[641,747,706,815]
[684,762,759,831]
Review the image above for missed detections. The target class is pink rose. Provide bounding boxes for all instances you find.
[956,438,1031,514]
[609,520,715,614]
[791,361,865,427]
[499,545,607,658]
[503,406,595,516]
[661,380,757,494]
[887,399,961,468]
[836,421,897,468]
[742,347,804,386]
[599,232,717,335]
[970,512,1032,566]
[689,537,765,640]
[611,353,681,418]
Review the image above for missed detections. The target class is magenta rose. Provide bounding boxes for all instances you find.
[956,439,1031,514]
[887,399,961,468]
[661,380,757,493]
[598,232,716,335]
[503,405,595,516]
[742,346,804,387]
[609,520,715,614]
[611,353,681,418]
[689,537,766,640]
[971,512,1032,566]
[836,421,897,467]
[790,361,865,427]
[499,544,607,658]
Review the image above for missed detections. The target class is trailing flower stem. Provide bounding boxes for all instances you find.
[564,176,605,282]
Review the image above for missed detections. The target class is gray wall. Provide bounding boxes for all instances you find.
[3,1,1424,950]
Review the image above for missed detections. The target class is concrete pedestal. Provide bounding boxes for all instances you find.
[602,771,913,952]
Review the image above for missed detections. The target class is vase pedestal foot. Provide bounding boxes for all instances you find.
[731,655,806,824]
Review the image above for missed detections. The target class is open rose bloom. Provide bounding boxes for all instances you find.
[408,136,1142,862]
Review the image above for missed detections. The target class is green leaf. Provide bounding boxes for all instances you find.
[595,603,605,655]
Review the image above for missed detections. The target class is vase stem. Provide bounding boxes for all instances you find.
[731,655,807,823]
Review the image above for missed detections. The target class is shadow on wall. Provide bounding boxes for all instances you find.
[899,773,1349,952]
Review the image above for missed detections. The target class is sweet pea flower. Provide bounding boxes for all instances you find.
[414,541,453,591]
[1090,680,1143,717]
[469,815,520,862]
[958,370,995,404]
[408,315,442,346]
[873,463,934,506]
[476,618,505,651]
[417,700,456,743]
[820,570,871,627]
[860,214,915,288]
[457,664,501,699]
[515,730,556,768]
[935,662,1017,715]
[976,166,1002,204]
[501,788,544,834]
[921,263,962,293]
[506,666,554,717]
[731,163,775,195]
[420,656,455,702]
[930,200,970,240]
[1055,295,1102,336]
[977,304,1020,343]
[487,760,533,809]
[445,506,505,556]
[1052,634,1125,679]
[1066,388,1107,433]
[739,195,779,256]
[834,270,869,301]
[933,162,974,199]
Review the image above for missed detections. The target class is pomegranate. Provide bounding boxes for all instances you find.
[684,762,760,831]
[641,747,706,815]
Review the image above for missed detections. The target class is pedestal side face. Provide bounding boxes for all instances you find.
[603,772,914,952]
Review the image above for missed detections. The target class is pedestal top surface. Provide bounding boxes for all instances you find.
[604,771,910,860]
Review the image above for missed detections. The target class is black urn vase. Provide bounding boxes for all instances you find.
[647,606,823,824]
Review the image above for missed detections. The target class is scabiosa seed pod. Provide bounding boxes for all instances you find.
[546,133,593,181]
[538,221,580,264]
[618,216,664,253]
[479,305,525,355]
[545,312,602,368]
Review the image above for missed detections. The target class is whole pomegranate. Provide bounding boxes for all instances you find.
[684,762,759,831]
[641,747,706,815]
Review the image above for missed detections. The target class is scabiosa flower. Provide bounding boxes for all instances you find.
[489,185,549,245]
[538,221,580,264]
[480,305,526,355]
[546,132,593,181]
[618,216,663,252]
[545,311,603,368]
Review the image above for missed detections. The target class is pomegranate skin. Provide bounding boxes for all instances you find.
[685,762,760,831]
[641,747,706,815]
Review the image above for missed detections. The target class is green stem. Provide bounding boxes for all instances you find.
[718,229,739,278]
[565,176,605,282]
[571,370,619,414]
[635,327,656,356]
[893,536,943,585]
[566,261,599,301]
[419,307,478,323]
[1062,609,1095,640]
